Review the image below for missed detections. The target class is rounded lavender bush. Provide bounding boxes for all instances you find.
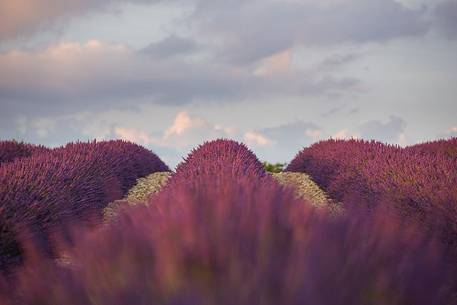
[0,140,168,271]
[287,139,457,254]
[174,139,266,179]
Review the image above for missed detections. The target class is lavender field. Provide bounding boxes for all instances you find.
[2,0,457,303]
[0,138,456,305]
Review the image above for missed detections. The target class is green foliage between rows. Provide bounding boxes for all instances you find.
[262,161,287,173]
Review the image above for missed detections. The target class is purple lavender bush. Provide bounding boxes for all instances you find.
[407,137,457,161]
[0,140,168,271]
[0,159,454,305]
[0,140,49,166]
[286,139,457,253]
[286,139,392,196]
[51,140,170,193]
[163,139,268,201]
[173,139,266,180]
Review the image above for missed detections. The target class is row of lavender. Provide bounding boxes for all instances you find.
[0,140,169,271]
[0,141,50,165]
[1,140,455,305]
[408,138,457,161]
[287,138,457,255]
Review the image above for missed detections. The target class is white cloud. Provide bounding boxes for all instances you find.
[442,126,457,138]
[14,116,57,138]
[305,128,322,139]
[396,133,409,146]
[75,114,115,141]
[244,131,273,146]
[114,127,154,145]
[331,129,360,140]
[16,116,28,135]
[214,125,237,137]
[254,49,293,76]
[447,126,457,134]
[114,111,238,149]
[160,111,236,148]
[163,111,206,139]
[32,118,57,138]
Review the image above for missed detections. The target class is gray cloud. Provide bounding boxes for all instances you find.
[0,40,359,120]
[0,0,166,42]
[1,0,432,61]
[254,121,323,162]
[357,115,406,143]
[433,0,457,39]
[320,53,361,69]
[2,0,454,156]
[141,35,199,58]
[322,106,344,118]
[0,41,253,112]
[191,0,429,64]
[321,105,359,118]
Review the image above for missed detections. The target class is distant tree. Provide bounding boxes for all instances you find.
[262,161,287,173]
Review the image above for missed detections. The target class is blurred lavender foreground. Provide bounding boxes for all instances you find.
[0,140,455,305]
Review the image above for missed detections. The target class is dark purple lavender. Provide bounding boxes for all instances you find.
[172,139,265,181]
[51,140,170,193]
[0,140,50,166]
[162,139,268,200]
[0,161,453,305]
[407,137,457,161]
[0,140,169,271]
[286,139,457,253]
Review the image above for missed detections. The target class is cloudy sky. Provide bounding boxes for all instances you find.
[1,0,456,167]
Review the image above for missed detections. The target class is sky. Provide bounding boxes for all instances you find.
[0,0,456,168]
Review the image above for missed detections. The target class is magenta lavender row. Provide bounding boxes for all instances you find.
[0,140,169,271]
[407,138,457,161]
[174,139,266,179]
[286,138,457,252]
[0,140,50,166]
[0,140,454,305]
